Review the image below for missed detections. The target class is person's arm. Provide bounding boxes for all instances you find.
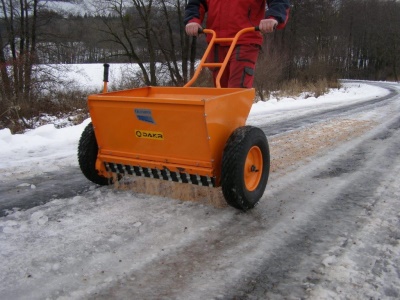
[259,0,290,33]
[184,0,208,36]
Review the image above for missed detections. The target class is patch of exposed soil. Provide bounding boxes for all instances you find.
[115,118,377,208]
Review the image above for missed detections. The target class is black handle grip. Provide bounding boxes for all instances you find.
[103,63,110,82]
[255,24,277,32]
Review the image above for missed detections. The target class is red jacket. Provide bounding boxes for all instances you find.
[184,0,290,45]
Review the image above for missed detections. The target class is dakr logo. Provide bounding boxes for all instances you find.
[135,130,164,140]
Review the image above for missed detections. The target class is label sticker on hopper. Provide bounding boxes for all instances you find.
[135,130,164,140]
[134,108,155,124]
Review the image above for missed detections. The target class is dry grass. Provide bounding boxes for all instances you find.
[0,90,90,133]
[189,68,214,87]
[275,78,341,99]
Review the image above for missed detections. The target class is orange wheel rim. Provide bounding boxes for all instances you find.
[244,146,263,191]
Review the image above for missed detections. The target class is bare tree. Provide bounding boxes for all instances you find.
[0,0,40,127]
[93,0,157,85]
[0,0,76,129]
[95,0,197,86]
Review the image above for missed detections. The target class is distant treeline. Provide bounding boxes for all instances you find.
[1,1,399,81]
[0,0,399,131]
[45,1,400,83]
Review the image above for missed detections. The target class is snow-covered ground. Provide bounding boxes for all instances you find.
[0,80,399,299]
[0,81,390,180]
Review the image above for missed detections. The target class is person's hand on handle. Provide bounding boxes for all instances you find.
[258,19,278,33]
[185,23,203,36]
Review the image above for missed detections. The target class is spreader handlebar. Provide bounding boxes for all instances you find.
[198,27,259,35]
[185,27,260,88]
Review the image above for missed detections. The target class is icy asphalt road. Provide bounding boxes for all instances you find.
[0,81,400,299]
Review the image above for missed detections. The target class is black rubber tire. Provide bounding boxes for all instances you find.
[78,122,112,185]
[221,126,270,210]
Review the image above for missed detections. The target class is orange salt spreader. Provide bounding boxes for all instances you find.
[78,27,270,210]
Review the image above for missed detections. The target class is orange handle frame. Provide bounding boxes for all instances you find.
[184,27,258,89]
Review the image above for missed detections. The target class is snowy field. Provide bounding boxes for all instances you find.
[1,80,399,299]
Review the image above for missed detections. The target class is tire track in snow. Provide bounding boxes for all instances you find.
[225,113,400,299]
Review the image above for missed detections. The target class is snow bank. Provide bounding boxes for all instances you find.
[0,119,91,178]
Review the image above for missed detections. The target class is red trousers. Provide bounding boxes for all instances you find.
[207,44,260,88]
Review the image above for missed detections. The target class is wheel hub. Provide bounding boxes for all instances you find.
[244,146,263,191]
